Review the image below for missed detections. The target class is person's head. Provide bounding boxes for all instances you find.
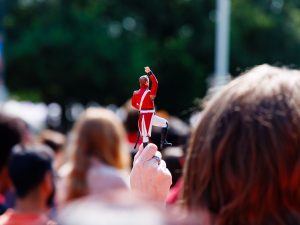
[67,107,130,201]
[16,118,33,144]
[8,145,54,207]
[38,129,66,169]
[0,114,23,193]
[38,129,66,154]
[182,65,300,225]
[139,75,149,88]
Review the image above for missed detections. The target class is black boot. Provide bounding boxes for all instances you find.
[160,124,172,150]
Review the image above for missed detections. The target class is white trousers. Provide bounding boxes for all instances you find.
[141,115,167,143]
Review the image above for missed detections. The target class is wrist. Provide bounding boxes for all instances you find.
[147,71,153,76]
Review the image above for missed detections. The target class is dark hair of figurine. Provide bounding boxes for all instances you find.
[139,75,149,88]
[182,64,300,225]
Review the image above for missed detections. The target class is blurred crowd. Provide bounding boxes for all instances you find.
[0,64,300,225]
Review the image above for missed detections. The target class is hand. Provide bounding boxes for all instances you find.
[130,143,172,204]
[144,66,151,74]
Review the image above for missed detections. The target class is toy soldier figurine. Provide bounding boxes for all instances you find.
[132,66,172,149]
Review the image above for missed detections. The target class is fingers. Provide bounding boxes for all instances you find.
[130,142,172,203]
[154,150,162,159]
[151,151,161,164]
[159,160,172,178]
[137,143,157,163]
[145,156,172,187]
[158,158,166,168]
[134,144,160,164]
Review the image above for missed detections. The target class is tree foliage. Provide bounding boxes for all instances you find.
[3,0,300,116]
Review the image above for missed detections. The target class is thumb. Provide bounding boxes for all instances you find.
[136,143,157,163]
[133,144,144,163]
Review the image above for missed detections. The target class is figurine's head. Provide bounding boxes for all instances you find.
[139,75,149,88]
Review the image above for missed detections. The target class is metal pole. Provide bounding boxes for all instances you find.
[0,0,7,102]
[214,0,231,86]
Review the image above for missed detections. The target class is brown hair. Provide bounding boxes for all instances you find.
[182,65,300,225]
[66,108,130,201]
[38,129,66,153]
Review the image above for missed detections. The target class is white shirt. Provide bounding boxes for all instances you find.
[87,158,129,195]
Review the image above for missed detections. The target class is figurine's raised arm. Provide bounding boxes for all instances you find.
[144,66,158,100]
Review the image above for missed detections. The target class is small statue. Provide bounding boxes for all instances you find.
[132,66,172,149]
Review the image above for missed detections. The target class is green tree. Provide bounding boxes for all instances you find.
[4,0,300,117]
[4,0,214,117]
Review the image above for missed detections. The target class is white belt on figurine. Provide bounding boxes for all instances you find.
[140,109,155,113]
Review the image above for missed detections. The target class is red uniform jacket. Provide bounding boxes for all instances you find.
[131,74,158,110]
[132,73,158,137]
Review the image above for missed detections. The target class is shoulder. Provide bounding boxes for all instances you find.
[133,89,141,95]
[87,162,129,192]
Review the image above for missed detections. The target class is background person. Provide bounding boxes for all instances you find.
[0,145,55,225]
[182,64,300,224]
[38,129,66,171]
[62,108,130,203]
[0,114,22,215]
